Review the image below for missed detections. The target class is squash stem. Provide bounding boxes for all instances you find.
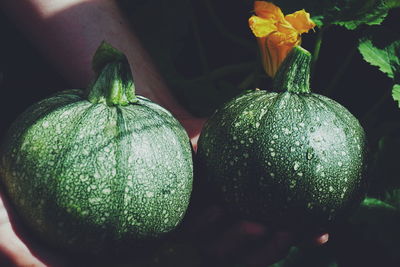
[86,42,138,106]
[272,46,311,94]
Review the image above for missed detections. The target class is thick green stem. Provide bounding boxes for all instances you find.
[86,42,137,106]
[272,46,312,94]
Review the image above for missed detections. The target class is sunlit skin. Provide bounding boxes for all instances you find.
[249,1,316,77]
[0,0,327,266]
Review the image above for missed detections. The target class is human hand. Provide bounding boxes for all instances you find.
[0,189,153,267]
[176,116,207,152]
[179,141,329,267]
[0,189,66,267]
[0,1,327,265]
[0,165,328,267]
[180,203,329,267]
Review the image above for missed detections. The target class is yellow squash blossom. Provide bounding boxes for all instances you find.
[249,1,316,77]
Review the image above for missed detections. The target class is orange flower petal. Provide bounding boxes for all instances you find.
[268,32,300,75]
[250,2,315,77]
[276,20,298,41]
[284,10,316,34]
[254,1,284,21]
[249,15,277,38]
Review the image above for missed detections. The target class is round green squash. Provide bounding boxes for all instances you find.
[0,43,193,253]
[197,47,368,228]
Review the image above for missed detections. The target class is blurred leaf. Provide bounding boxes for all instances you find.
[349,197,400,250]
[393,84,400,107]
[273,0,400,29]
[117,0,196,106]
[350,198,397,227]
[333,0,400,30]
[368,132,400,196]
[119,0,191,59]
[359,197,396,211]
[384,188,400,210]
[117,0,255,116]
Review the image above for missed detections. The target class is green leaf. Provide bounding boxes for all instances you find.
[358,28,400,90]
[393,84,400,107]
[358,38,394,78]
[360,197,396,210]
[369,134,400,194]
[333,0,400,30]
[273,0,400,29]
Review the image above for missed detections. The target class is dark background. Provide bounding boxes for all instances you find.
[1,1,400,266]
[1,2,399,135]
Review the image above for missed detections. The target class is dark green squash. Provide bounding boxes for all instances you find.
[197,46,368,228]
[0,42,193,253]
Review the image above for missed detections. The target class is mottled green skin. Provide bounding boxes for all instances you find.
[0,90,193,252]
[198,89,368,228]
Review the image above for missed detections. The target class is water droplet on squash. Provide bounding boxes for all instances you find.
[306,148,314,160]
[283,128,291,135]
[146,191,154,198]
[293,161,300,171]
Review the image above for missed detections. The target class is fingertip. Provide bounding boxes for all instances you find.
[314,233,329,245]
[295,230,329,249]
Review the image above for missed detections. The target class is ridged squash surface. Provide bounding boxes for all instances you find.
[198,89,367,227]
[0,90,193,252]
